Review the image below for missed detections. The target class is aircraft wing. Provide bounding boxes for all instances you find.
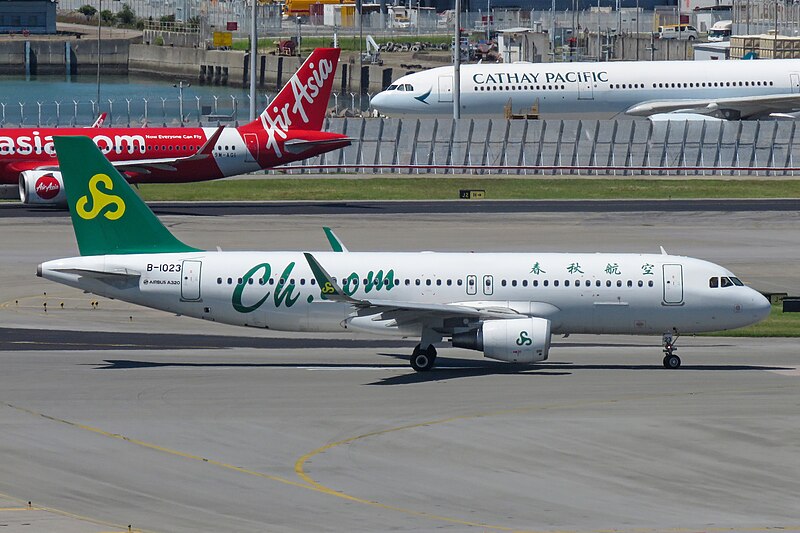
[303,252,520,321]
[625,93,800,119]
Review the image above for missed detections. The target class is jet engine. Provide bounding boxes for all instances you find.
[19,170,66,206]
[452,317,551,363]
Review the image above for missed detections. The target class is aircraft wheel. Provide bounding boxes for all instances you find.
[410,344,437,372]
[663,354,681,369]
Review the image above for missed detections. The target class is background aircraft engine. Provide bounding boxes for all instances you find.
[19,171,66,206]
[452,317,551,363]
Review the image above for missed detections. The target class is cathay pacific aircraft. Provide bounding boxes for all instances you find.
[39,136,770,371]
[370,58,800,120]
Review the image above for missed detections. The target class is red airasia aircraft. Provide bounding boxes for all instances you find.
[4,48,350,206]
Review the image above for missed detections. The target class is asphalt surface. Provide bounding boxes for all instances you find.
[0,207,798,532]
[2,198,800,218]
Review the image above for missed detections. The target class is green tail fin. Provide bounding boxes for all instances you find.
[53,136,200,256]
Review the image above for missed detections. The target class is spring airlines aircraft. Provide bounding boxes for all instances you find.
[40,136,770,371]
[370,58,800,120]
[3,48,349,206]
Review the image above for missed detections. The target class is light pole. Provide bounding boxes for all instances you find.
[97,0,101,114]
[454,0,460,119]
[174,80,190,123]
[249,0,257,121]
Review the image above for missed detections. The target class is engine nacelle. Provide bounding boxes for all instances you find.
[19,170,66,206]
[452,317,551,363]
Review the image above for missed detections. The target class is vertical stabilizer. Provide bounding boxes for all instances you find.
[53,136,200,256]
[240,48,340,133]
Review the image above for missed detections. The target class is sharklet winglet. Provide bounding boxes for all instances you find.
[303,252,358,303]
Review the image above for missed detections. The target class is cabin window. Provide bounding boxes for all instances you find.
[501,280,507,287]
[217,277,222,284]
[310,279,316,285]
[585,280,591,287]
[564,280,570,287]
[237,278,243,284]
[596,280,601,287]
[533,280,539,287]
[457,279,463,286]
[627,280,633,287]
[617,280,622,287]
[248,278,253,285]
[425,279,432,286]
[606,280,612,287]
[227,278,232,284]
[543,280,549,287]
[511,280,517,287]
[638,280,644,287]
[553,280,559,287]
[522,280,528,287]
[436,279,442,286]
[709,277,719,288]
[648,281,654,287]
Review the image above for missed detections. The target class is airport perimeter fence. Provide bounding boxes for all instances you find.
[2,102,800,175]
[285,117,800,176]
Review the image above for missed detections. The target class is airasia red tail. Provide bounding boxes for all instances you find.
[2,48,350,206]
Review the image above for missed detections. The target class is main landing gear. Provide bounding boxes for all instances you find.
[662,329,681,369]
[410,344,437,372]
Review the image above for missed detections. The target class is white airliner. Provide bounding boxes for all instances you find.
[39,136,770,372]
[370,58,800,120]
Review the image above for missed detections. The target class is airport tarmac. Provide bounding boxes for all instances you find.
[0,206,799,532]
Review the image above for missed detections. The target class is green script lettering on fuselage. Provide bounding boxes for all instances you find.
[232,262,396,312]
[472,71,609,86]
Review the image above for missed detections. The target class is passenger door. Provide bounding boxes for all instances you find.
[662,264,684,305]
[243,132,258,162]
[791,73,800,93]
[181,260,202,301]
[438,75,453,103]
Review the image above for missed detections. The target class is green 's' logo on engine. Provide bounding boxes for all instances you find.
[516,331,532,346]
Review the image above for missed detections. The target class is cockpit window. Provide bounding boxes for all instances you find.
[720,277,734,287]
[730,277,744,286]
[387,84,397,90]
[709,277,719,288]
[404,84,413,91]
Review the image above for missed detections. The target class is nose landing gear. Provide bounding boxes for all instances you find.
[662,329,681,369]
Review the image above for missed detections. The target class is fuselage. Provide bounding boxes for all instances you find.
[0,126,344,185]
[40,251,770,336]
[370,59,800,119]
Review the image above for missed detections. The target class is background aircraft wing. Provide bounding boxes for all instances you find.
[625,93,800,119]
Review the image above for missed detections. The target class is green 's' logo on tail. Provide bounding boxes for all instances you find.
[76,173,126,220]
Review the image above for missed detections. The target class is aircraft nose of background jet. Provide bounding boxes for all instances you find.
[370,91,387,112]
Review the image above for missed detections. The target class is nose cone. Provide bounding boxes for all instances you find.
[370,91,389,113]
[751,292,771,323]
